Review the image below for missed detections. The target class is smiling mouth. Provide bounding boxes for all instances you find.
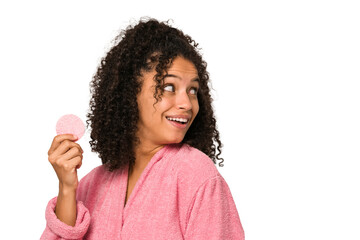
[165,117,188,124]
[165,117,189,128]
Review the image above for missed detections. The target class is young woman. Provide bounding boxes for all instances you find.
[41,18,244,240]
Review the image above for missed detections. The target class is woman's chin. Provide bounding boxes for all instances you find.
[164,136,184,144]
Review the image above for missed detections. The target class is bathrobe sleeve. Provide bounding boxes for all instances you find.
[40,196,91,240]
[184,175,245,240]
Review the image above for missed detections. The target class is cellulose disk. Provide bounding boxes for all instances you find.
[56,114,85,141]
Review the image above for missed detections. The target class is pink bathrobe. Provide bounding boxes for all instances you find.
[41,143,245,239]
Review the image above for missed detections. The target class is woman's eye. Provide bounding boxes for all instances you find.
[163,84,198,95]
[163,84,174,92]
[190,87,198,95]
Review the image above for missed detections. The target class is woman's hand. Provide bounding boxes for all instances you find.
[48,134,84,191]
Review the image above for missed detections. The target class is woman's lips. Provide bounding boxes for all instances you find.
[166,118,188,129]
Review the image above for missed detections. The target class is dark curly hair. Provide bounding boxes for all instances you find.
[86,17,224,172]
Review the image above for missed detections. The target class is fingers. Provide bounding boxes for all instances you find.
[48,134,78,155]
[52,141,83,159]
[60,147,83,165]
[59,155,83,173]
[47,134,84,190]
[70,156,82,171]
[49,138,83,159]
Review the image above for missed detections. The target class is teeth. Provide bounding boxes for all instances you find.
[166,117,189,123]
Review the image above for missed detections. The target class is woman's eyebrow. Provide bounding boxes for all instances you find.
[164,74,199,82]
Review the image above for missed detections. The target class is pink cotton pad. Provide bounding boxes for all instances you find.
[56,114,85,141]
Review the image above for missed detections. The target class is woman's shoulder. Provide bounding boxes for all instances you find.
[79,164,107,183]
[174,143,221,184]
[177,143,218,169]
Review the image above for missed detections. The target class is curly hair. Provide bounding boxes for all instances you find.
[86,17,224,172]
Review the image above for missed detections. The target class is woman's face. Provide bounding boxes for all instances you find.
[136,56,200,146]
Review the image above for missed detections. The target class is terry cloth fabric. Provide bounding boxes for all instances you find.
[41,143,245,239]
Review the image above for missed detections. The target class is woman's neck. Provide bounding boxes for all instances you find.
[132,143,165,172]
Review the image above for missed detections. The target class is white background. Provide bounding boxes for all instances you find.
[0,0,359,239]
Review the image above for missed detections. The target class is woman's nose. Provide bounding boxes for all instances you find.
[176,91,192,110]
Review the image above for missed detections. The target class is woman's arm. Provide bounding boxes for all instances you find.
[55,185,77,227]
[41,134,90,239]
[40,195,90,240]
[184,175,245,240]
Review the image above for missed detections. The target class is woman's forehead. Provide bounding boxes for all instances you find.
[168,57,197,72]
